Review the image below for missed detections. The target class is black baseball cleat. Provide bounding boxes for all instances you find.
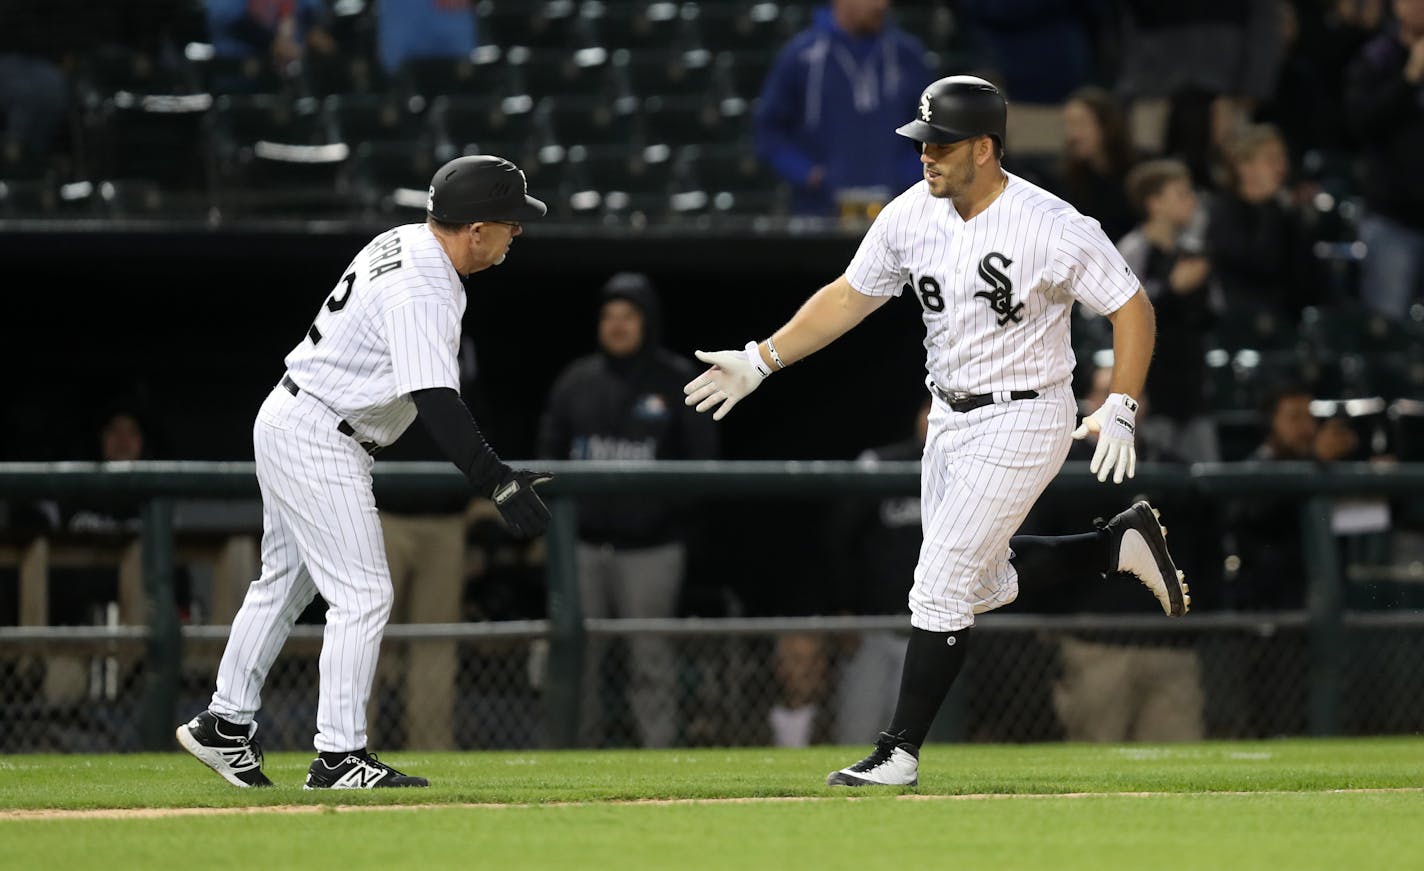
[826,731,920,787]
[304,751,429,789]
[176,711,274,788]
[1105,500,1191,616]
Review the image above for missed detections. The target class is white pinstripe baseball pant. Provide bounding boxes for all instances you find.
[910,382,1076,633]
[210,385,394,753]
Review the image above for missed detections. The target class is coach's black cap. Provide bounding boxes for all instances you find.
[426,155,547,223]
[896,75,1007,147]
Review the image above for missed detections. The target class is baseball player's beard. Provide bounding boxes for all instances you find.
[928,162,973,199]
[493,251,507,266]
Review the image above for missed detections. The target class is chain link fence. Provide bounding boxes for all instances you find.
[4,615,1423,753]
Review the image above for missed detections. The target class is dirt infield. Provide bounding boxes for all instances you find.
[6,787,1422,821]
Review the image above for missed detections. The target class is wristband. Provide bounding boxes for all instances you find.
[766,336,787,370]
[743,341,772,378]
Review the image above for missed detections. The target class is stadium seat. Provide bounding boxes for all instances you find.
[543,97,640,151]
[212,95,349,215]
[511,47,616,100]
[1300,305,1421,355]
[478,0,595,49]
[429,94,546,162]
[890,6,957,54]
[1389,398,1424,459]
[693,4,796,52]
[213,95,337,149]
[92,92,214,192]
[397,56,487,101]
[617,50,724,101]
[94,179,170,218]
[0,138,67,183]
[327,93,427,148]
[195,55,288,96]
[683,143,789,217]
[565,147,690,219]
[598,2,698,51]
[717,50,777,101]
[642,97,744,147]
[79,47,197,99]
[304,54,386,98]
[349,141,439,217]
[687,143,780,191]
[0,178,57,217]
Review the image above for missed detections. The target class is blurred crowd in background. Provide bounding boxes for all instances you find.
[4,0,1424,750]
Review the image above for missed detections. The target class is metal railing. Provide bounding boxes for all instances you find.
[3,459,1423,749]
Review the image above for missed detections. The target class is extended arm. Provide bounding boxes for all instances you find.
[1105,288,1155,399]
[683,275,890,420]
[1071,288,1156,483]
[412,387,552,537]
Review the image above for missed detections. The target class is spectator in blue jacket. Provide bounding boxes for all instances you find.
[375,0,478,77]
[754,0,931,217]
[204,0,333,68]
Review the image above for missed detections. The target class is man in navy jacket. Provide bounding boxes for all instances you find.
[754,0,932,217]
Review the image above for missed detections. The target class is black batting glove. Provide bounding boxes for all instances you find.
[491,469,554,539]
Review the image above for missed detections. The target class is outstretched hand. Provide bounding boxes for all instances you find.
[1071,393,1138,484]
[682,341,769,421]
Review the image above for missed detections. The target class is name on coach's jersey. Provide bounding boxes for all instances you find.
[974,252,1024,327]
[368,228,403,280]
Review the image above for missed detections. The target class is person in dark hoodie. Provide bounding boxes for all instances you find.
[754,0,932,217]
[537,273,718,747]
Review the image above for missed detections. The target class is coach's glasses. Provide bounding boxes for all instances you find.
[487,220,521,231]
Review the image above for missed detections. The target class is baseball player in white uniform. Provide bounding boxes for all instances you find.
[177,155,553,789]
[684,76,1190,787]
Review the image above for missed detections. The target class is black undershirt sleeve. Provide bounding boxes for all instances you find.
[411,387,509,494]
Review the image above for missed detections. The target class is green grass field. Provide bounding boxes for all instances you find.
[3,739,1423,870]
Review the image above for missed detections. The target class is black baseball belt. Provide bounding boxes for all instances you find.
[280,374,381,455]
[931,382,1039,413]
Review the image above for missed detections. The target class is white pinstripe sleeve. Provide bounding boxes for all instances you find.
[1054,214,1142,315]
[382,299,460,395]
[845,202,908,297]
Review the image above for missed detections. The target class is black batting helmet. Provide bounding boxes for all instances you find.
[426,155,547,223]
[895,75,1007,148]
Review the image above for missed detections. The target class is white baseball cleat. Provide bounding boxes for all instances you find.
[1105,500,1191,616]
[176,710,273,788]
[826,731,920,787]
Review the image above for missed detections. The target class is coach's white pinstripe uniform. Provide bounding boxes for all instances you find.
[846,172,1140,632]
[210,223,463,753]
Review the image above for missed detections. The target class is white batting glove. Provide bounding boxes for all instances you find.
[683,341,770,421]
[1071,392,1139,484]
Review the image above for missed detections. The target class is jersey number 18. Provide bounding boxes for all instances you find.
[904,274,945,313]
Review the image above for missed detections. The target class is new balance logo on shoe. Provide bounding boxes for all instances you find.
[332,759,389,789]
[304,751,429,789]
[175,710,274,788]
[217,745,262,773]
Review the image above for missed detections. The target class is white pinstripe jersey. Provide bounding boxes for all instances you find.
[284,223,463,446]
[846,172,1140,395]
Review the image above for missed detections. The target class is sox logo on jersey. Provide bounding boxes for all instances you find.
[843,171,1141,632]
[974,252,1023,326]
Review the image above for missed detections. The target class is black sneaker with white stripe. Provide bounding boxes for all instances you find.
[826,731,920,787]
[1104,500,1191,617]
[176,711,273,788]
[304,751,429,789]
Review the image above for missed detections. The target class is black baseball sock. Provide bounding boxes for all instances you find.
[319,749,362,764]
[886,627,972,748]
[1010,529,1108,597]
